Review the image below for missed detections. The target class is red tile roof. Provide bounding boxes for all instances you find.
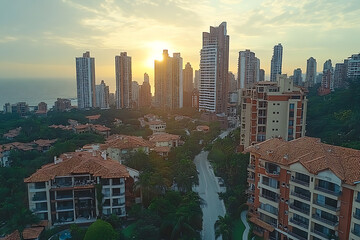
[91,124,110,132]
[24,151,129,183]
[33,139,57,147]
[246,137,360,185]
[86,114,101,120]
[101,135,153,150]
[153,146,171,153]
[3,127,21,138]
[149,133,180,143]
[0,230,20,240]
[22,227,44,240]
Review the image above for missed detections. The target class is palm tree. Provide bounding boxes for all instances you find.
[214,214,233,240]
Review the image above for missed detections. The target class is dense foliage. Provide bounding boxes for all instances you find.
[306,79,360,149]
[84,219,118,240]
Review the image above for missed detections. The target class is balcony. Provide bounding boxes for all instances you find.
[290,178,309,187]
[247,176,255,182]
[289,204,309,215]
[355,197,360,203]
[315,186,341,197]
[313,200,340,212]
[32,206,47,212]
[261,194,278,203]
[32,194,47,202]
[246,188,255,194]
[247,165,255,171]
[57,205,74,211]
[354,213,360,221]
[74,191,93,199]
[312,229,330,239]
[291,191,311,201]
[312,214,338,227]
[289,218,309,229]
[56,194,73,200]
[288,231,307,240]
[352,229,360,237]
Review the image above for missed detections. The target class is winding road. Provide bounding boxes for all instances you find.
[194,151,226,240]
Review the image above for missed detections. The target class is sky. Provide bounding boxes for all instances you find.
[1,0,360,93]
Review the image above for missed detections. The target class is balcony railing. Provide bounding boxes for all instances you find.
[312,214,338,226]
[352,229,360,237]
[291,191,311,201]
[247,165,255,171]
[289,204,310,215]
[315,186,341,196]
[32,207,47,212]
[289,218,309,229]
[56,195,73,200]
[355,197,360,203]
[313,200,340,212]
[57,205,74,211]
[247,176,255,182]
[290,178,309,187]
[261,194,279,203]
[312,229,330,239]
[353,213,360,220]
[265,168,280,176]
[32,195,47,202]
[288,231,307,240]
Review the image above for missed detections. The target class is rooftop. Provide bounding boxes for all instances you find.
[86,114,101,120]
[246,136,360,185]
[22,227,44,240]
[0,230,20,240]
[101,135,153,150]
[24,151,129,183]
[149,133,180,142]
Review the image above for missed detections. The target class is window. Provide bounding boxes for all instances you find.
[289,120,294,126]
[290,103,295,110]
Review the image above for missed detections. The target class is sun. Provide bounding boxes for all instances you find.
[145,41,171,68]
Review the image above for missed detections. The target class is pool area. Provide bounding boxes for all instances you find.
[59,230,71,240]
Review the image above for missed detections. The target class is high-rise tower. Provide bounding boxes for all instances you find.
[305,57,317,87]
[270,43,283,82]
[238,49,260,89]
[115,52,132,109]
[199,22,229,113]
[76,51,96,109]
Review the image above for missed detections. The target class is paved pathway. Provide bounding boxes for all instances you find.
[241,210,251,240]
[194,151,226,240]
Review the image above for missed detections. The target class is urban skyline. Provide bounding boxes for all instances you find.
[1,0,360,93]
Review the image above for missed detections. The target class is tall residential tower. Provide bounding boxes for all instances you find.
[76,51,96,109]
[305,57,317,87]
[238,49,260,89]
[199,22,229,113]
[270,44,283,82]
[115,52,132,109]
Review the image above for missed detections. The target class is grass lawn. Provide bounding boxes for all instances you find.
[232,218,245,239]
[122,223,136,239]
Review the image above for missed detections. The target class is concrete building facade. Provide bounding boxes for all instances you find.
[95,80,110,109]
[183,62,193,108]
[305,57,317,88]
[270,44,283,82]
[238,49,260,89]
[239,74,307,151]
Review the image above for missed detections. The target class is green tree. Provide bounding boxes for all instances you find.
[83,219,117,240]
[214,215,233,240]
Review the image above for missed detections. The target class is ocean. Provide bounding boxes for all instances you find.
[0,78,77,108]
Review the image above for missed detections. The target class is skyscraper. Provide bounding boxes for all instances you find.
[95,80,110,109]
[228,72,237,90]
[199,22,229,113]
[333,63,345,89]
[293,68,303,86]
[115,52,132,109]
[318,59,333,95]
[131,81,140,108]
[346,53,360,79]
[305,57,317,87]
[76,51,96,109]
[238,49,260,89]
[154,50,183,110]
[139,73,152,108]
[259,69,265,82]
[270,43,283,82]
[183,62,193,108]
[194,70,200,90]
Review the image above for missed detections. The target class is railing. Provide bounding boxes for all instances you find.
[315,186,341,196]
[353,213,360,220]
[32,207,47,212]
[261,194,279,203]
[32,195,47,202]
[57,205,74,211]
[290,178,309,187]
[312,229,329,239]
[313,200,340,212]
[312,214,338,226]
[112,202,125,207]
[247,177,255,182]
[56,195,73,200]
[265,168,280,176]
[288,231,307,240]
[291,191,311,201]
[247,165,255,171]
[289,218,309,229]
[74,192,93,199]
[289,204,310,215]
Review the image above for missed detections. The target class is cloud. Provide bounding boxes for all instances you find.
[0,36,18,43]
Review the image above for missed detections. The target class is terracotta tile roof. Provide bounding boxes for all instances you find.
[0,230,21,240]
[149,133,180,143]
[153,146,171,153]
[196,125,209,131]
[22,227,44,240]
[75,124,90,130]
[33,139,57,147]
[49,125,72,130]
[101,135,153,150]
[249,217,275,232]
[91,124,110,132]
[246,136,360,185]
[3,127,21,138]
[24,151,129,183]
[3,142,34,151]
[86,114,101,120]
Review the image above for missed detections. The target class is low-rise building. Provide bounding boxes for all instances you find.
[86,114,101,123]
[149,133,181,150]
[100,135,153,163]
[24,151,134,226]
[3,127,22,140]
[245,136,360,240]
[148,120,166,133]
[54,98,72,112]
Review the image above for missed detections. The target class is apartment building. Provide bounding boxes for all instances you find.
[76,51,96,109]
[246,136,360,240]
[115,52,132,109]
[24,151,135,226]
[239,74,307,151]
